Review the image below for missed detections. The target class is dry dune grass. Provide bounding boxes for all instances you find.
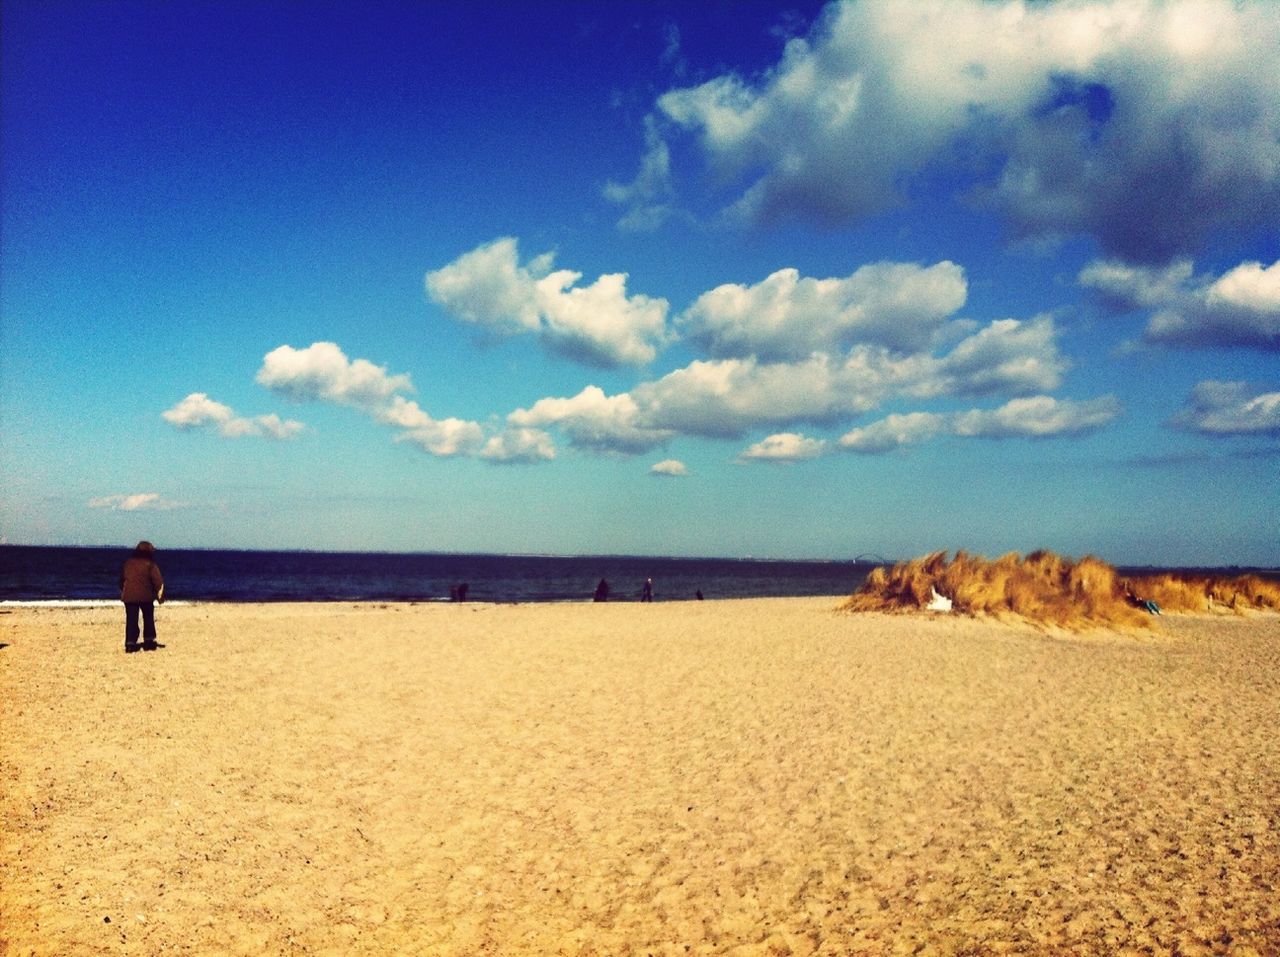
[842,550,1280,630]
[1137,570,1280,613]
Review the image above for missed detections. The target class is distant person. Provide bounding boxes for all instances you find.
[593,578,610,602]
[641,578,653,602]
[695,589,704,601]
[450,582,470,602]
[120,541,165,652]
[1123,581,1161,615]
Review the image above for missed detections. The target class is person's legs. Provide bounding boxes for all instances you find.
[140,602,157,647]
[124,603,141,650]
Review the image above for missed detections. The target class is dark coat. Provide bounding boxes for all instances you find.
[121,557,164,603]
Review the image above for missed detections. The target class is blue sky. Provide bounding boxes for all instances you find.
[2,0,1277,565]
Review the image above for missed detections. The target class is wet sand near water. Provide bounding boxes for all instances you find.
[3,599,1278,955]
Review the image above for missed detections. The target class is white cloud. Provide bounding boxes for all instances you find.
[241,253,1074,467]
[425,237,671,367]
[161,392,305,440]
[162,392,235,429]
[479,428,558,464]
[253,346,507,460]
[1208,260,1280,314]
[1081,258,1280,350]
[929,316,1068,397]
[1169,381,1280,435]
[838,412,946,453]
[737,432,827,463]
[951,395,1120,438]
[512,352,899,449]
[508,385,674,454]
[498,308,1069,454]
[637,0,1280,262]
[424,236,545,332]
[247,414,305,441]
[634,355,875,438]
[603,118,678,232]
[256,342,413,407]
[88,492,181,512]
[245,263,1072,465]
[396,420,486,458]
[630,315,1065,439]
[1078,259,1196,312]
[838,396,1119,453]
[373,398,486,457]
[649,459,689,477]
[372,395,431,430]
[423,247,1073,458]
[680,260,967,360]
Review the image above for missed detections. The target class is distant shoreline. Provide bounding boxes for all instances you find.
[4,545,1275,606]
[0,547,883,604]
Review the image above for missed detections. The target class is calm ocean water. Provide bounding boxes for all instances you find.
[0,546,881,604]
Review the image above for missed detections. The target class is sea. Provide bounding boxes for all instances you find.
[0,545,884,604]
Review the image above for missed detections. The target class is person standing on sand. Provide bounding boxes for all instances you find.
[120,541,165,653]
[641,578,653,602]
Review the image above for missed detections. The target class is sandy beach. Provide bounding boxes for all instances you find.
[3,599,1278,956]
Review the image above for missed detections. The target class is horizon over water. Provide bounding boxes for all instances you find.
[4,545,1275,606]
[0,545,887,604]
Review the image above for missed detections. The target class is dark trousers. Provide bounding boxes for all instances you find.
[125,602,157,645]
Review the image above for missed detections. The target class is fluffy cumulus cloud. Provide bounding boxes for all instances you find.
[256,342,413,407]
[252,343,528,461]
[505,303,1076,456]
[737,432,827,463]
[480,428,558,464]
[928,317,1068,398]
[162,392,306,440]
[1078,259,1197,312]
[951,395,1121,438]
[681,261,967,360]
[88,492,180,511]
[633,355,874,438]
[179,344,523,456]
[838,412,947,453]
[423,241,1083,460]
[226,242,1101,466]
[619,0,1280,263]
[425,237,670,367]
[838,396,1119,454]
[631,314,1065,439]
[1080,258,1280,350]
[1169,381,1280,435]
[649,459,689,477]
[375,398,487,457]
[508,386,674,455]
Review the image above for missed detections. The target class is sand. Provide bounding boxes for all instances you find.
[2,599,1278,956]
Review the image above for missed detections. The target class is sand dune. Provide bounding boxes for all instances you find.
[3,600,1278,955]
[842,550,1280,631]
